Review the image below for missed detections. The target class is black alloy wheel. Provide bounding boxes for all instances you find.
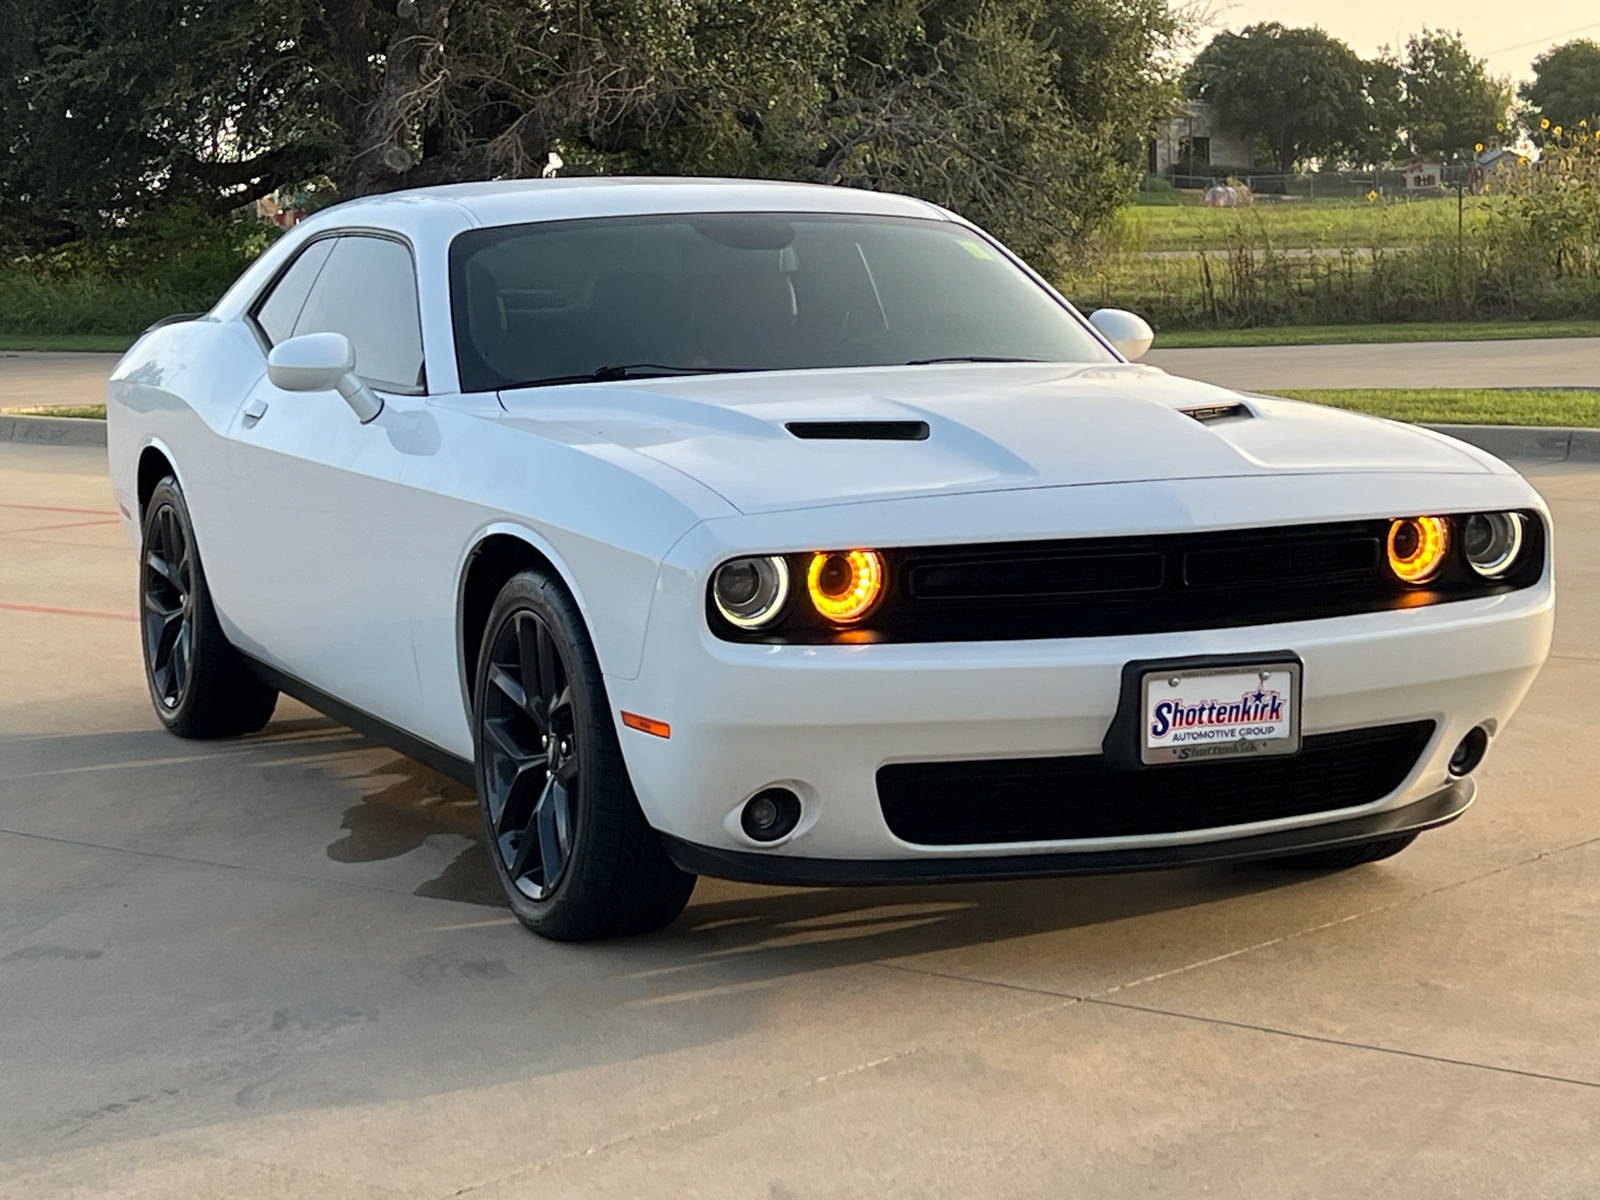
[138,477,278,738]
[480,607,580,901]
[473,570,696,940]
[142,499,196,712]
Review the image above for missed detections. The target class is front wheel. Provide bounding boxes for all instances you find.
[473,570,696,940]
[139,477,278,737]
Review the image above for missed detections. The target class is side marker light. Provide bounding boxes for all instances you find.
[620,711,671,739]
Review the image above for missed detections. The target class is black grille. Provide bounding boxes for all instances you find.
[877,721,1435,845]
[710,513,1544,644]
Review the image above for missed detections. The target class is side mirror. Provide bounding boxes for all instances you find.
[266,332,384,423]
[1088,309,1155,362]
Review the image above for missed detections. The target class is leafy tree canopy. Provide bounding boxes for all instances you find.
[1398,28,1509,161]
[1520,39,1600,137]
[1186,24,1387,172]
[0,0,1183,266]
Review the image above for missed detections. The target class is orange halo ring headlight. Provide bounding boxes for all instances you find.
[806,549,885,624]
[1387,516,1449,584]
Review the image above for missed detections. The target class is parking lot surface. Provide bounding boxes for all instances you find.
[1145,336,1600,391]
[2,439,1598,1198]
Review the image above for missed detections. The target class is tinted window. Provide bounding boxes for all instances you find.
[254,238,335,346]
[292,236,425,392]
[449,213,1113,392]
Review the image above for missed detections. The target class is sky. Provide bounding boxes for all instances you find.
[1198,0,1600,81]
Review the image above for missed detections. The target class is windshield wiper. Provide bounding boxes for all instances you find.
[506,363,760,388]
[902,356,1048,366]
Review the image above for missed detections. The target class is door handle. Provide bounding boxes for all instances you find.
[242,397,269,428]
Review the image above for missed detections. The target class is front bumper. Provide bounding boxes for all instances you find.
[608,578,1550,872]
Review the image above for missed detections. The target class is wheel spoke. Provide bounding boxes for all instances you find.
[481,712,538,766]
[494,764,544,839]
[146,551,181,591]
[170,621,191,694]
[509,776,555,881]
[536,778,570,888]
[487,663,529,715]
[537,620,564,709]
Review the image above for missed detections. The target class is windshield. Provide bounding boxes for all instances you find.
[449,212,1114,391]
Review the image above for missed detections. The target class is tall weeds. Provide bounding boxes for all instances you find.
[1062,138,1600,329]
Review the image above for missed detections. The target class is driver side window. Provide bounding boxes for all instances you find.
[254,234,426,394]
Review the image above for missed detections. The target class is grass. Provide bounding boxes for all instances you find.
[1152,320,1600,348]
[1114,197,1481,253]
[1267,388,1600,427]
[0,404,109,419]
[0,334,134,352]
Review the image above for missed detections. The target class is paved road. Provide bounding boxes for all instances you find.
[3,338,1599,415]
[1145,336,1600,391]
[0,352,122,410]
[2,439,1598,1197]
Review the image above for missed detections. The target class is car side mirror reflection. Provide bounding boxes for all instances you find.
[266,332,384,423]
[1088,308,1155,362]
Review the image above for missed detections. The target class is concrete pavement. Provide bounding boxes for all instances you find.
[1145,336,1600,391]
[1,439,1598,1197]
[0,352,122,410]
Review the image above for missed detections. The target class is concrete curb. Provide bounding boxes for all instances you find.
[0,413,107,448]
[1423,424,1600,463]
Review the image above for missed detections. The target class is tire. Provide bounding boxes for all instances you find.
[139,477,279,738]
[1266,832,1419,871]
[472,569,696,940]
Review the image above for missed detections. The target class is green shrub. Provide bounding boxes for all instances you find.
[0,205,276,337]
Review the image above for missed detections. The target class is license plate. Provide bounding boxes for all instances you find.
[1140,661,1302,765]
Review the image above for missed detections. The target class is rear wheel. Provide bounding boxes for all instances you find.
[473,569,695,940]
[139,478,278,738]
[1268,832,1419,871]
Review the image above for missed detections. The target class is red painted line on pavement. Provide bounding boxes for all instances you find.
[5,518,121,534]
[0,601,138,622]
[0,502,120,516]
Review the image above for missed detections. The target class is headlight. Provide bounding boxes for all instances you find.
[1462,512,1525,578]
[806,549,884,623]
[1387,516,1449,584]
[712,556,790,628]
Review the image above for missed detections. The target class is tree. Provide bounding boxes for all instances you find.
[1520,39,1600,137]
[1186,24,1374,172]
[1354,56,1405,167]
[1399,29,1509,161]
[0,0,1185,265]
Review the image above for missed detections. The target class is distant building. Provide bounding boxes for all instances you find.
[1473,147,1523,191]
[1399,161,1445,195]
[1149,101,1257,181]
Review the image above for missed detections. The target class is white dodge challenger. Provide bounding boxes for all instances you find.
[108,179,1553,940]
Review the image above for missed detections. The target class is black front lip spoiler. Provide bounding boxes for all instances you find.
[660,778,1474,887]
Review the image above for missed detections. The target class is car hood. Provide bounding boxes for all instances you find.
[496,363,1494,515]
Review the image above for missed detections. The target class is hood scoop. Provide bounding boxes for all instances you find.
[1179,402,1252,424]
[786,419,930,441]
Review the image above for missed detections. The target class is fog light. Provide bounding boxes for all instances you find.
[741,787,802,842]
[1449,726,1490,777]
[1387,516,1449,584]
[807,549,884,623]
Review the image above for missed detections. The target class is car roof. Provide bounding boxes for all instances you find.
[313,176,953,231]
